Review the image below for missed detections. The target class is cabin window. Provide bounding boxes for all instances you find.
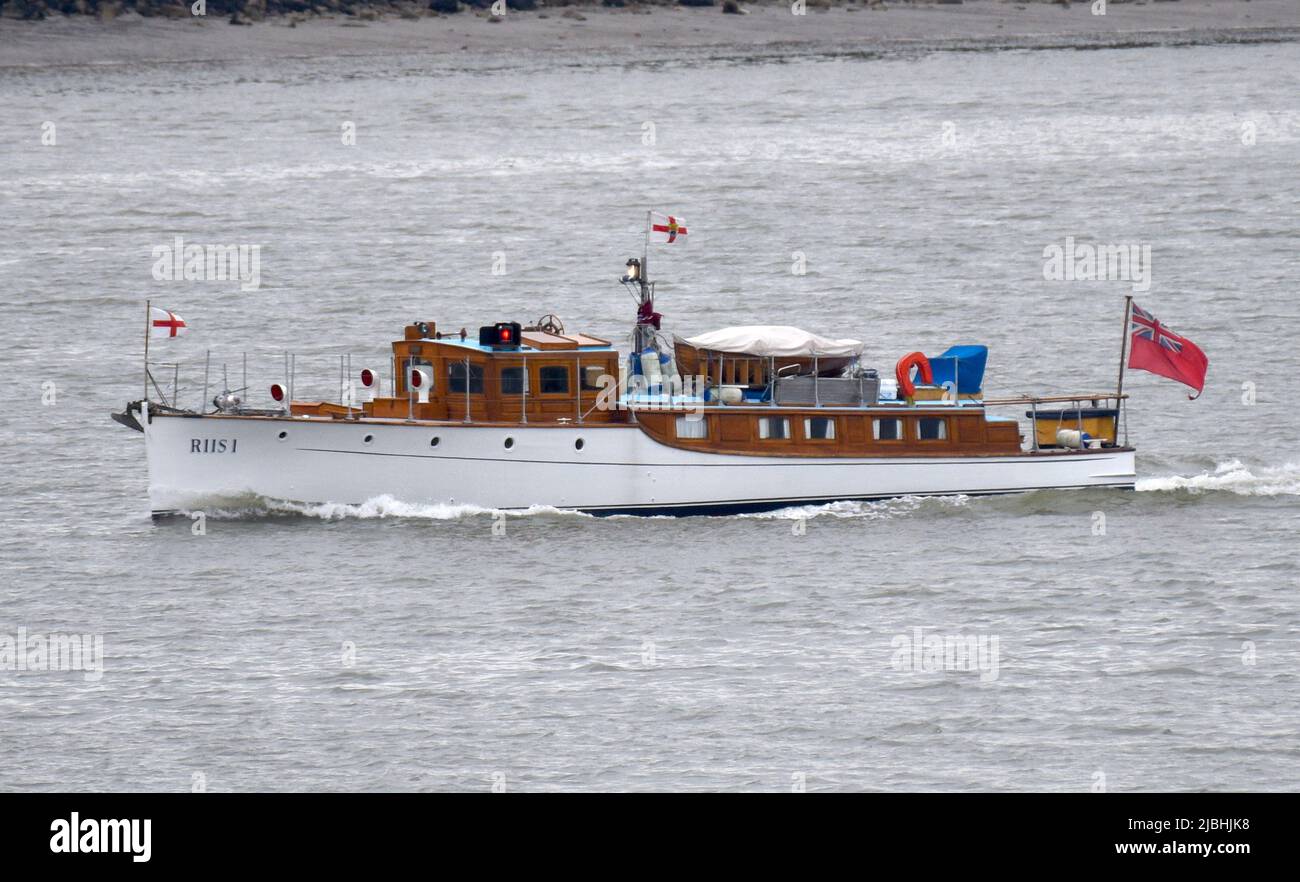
[539,365,570,395]
[448,362,484,394]
[918,417,948,441]
[804,417,836,441]
[581,365,605,391]
[873,418,903,441]
[758,417,791,440]
[676,416,708,439]
[500,366,525,395]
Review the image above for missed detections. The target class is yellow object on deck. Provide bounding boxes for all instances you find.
[1028,407,1119,447]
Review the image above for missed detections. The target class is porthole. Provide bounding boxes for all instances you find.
[430,436,440,448]
[504,437,514,449]
[574,438,585,451]
[363,434,374,445]
[277,430,288,441]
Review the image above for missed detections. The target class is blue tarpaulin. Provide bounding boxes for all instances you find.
[927,345,988,394]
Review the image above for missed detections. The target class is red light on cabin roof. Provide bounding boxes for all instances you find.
[500,328,512,342]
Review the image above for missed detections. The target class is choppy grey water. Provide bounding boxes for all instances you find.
[1,37,1298,792]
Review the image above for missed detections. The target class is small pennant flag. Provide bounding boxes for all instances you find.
[650,212,688,244]
[150,307,189,339]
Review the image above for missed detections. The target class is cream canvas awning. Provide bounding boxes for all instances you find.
[683,326,864,358]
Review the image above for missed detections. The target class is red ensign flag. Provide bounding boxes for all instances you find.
[1127,303,1208,398]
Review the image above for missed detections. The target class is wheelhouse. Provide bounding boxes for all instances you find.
[367,321,623,424]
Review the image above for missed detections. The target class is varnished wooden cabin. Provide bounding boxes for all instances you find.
[357,321,625,424]
[285,321,1124,459]
[277,320,626,425]
[633,407,1023,457]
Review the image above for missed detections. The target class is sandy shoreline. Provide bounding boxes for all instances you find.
[1,0,1296,68]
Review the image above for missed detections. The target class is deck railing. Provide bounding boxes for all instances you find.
[144,350,385,416]
[982,392,1128,450]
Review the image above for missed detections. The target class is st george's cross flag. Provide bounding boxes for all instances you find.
[149,307,189,339]
[1128,303,1208,398]
[650,212,688,244]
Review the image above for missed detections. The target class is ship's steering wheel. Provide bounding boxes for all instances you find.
[534,314,565,335]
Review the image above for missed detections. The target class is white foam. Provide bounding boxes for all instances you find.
[188,495,593,521]
[738,495,972,521]
[1137,460,1300,497]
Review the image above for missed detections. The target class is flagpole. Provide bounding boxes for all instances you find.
[143,298,151,402]
[1115,294,1132,400]
[642,209,651,289]
[1116,294,1132,446]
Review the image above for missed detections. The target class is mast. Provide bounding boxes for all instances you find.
[638,210,653,352]
[627,209,657,355]
[642,209,650,292]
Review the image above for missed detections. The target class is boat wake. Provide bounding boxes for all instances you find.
[738,495,973,521]
[173,493,593,521]
[162,461,1298,524]
[1136,460,1300,497]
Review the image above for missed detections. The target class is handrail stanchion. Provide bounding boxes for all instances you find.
[202,350,211,414]
[464,356,471,424]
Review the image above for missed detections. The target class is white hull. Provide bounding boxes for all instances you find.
[141,405,1136,515]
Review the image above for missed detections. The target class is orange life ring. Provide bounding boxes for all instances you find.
[895,352,933,399]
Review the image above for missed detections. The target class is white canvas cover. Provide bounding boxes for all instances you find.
[684,326,864,358]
